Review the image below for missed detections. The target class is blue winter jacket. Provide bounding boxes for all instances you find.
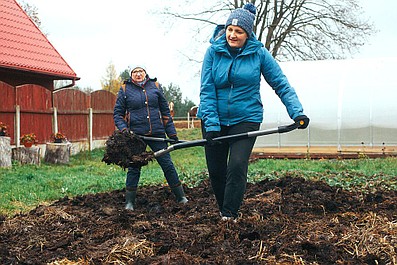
[197,25,304,132]
[113,77,177,137]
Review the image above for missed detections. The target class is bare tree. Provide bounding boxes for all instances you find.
[77,86,94,94]
[159,0,375,61]
[17,0,42,29]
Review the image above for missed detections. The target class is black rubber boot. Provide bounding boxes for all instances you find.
[171,185,188,204]
[125,189,137,210]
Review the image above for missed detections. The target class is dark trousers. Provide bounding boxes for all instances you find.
[126,136,180,189]
[202,122,260,218]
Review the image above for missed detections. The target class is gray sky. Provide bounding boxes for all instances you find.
[27,0,397,104]
[354,1,397,59]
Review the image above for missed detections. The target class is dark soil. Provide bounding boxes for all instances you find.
[1,175,396,264]
[102,130,154,168]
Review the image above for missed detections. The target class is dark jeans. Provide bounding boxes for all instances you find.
[202,122,260,218]
[126,135,180,190]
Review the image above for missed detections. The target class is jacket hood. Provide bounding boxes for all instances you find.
[210,25,227,44]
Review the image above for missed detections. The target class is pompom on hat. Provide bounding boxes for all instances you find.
[225,3,256,37]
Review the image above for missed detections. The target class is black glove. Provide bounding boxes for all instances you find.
[294,115,310,129]
[205,131,221,146]
[169,135,179,145]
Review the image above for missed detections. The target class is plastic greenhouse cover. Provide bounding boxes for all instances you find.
[257,57,397,147]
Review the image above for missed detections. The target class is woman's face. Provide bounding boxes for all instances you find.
[131,68,146,82]
[226,25,248,48]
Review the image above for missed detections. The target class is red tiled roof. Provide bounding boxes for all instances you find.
[0,0,78,79]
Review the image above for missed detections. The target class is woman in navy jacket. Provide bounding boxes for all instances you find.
[114,65,188,210]
[197,3,309,221]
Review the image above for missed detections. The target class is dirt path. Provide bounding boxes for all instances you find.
[1,176,396,264]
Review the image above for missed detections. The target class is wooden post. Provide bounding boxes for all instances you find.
[53,106,58,133]
[89,108,93,151]
[0,136,12,167]
[16,105,21,147]
[44,143,71,164]
[12,146,41,165]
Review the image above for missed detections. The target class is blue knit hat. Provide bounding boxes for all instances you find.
[225,3,256,37]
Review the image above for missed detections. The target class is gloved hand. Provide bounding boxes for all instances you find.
[294,115,310,129]
[205,131,221,146]
[121,128,132,135]
[169,135,179,145]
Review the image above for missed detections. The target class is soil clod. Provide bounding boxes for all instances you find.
[102,130,155,168]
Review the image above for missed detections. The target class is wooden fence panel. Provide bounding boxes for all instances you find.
[91,90,116,139]
[2,83,121,148]
[0,81,16,144]
[53,88,90,141]
[16,84,52,144]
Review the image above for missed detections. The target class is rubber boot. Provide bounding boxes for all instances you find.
[125,189,137,210]
[171,185,188,204]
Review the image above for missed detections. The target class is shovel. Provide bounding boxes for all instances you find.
[136,135,186,144]
[104,121,302,168]
[150,121,300,158]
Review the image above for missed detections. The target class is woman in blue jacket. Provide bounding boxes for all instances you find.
[114,65,188,210]
[197,3,309,221]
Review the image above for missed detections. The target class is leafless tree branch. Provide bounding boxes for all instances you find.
[157,0,376,61]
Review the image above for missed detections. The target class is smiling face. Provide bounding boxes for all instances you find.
[226,25,248,48]
[131,67,146,82]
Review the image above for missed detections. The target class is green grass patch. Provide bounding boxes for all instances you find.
[248,157,397,192]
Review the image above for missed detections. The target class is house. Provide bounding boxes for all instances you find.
[0,0,79,90]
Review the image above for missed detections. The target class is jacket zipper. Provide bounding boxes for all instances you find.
[227,57,236,127]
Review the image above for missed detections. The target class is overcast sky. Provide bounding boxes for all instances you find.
[27,0,397,104]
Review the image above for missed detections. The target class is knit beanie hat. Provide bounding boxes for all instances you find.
[225,3,256,37]
[130,64,147,74]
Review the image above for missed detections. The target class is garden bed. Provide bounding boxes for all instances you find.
[1,175,396,264]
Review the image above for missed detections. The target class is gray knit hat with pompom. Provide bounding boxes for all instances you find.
[225,3,256,37]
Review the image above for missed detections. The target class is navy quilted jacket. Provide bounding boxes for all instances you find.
[113,77,177,137]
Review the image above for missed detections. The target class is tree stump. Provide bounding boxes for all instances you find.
[0,136,12,167]
[44,143,71,164]
[12,146,41,165]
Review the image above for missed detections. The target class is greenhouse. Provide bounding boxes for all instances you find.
[256,57,397,151]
